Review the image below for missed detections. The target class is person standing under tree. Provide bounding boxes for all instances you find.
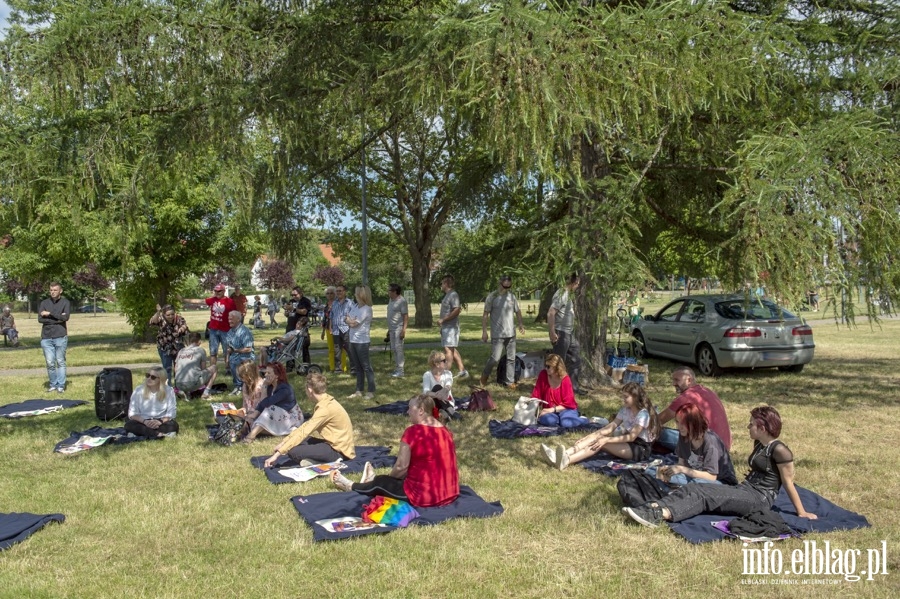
[479,275,525,388]
[205,284,235,367]
[548,273,582,395]
[38,282,71,393]
[387,283,409,378]
[231,285,248,321]
[438,275,468,379]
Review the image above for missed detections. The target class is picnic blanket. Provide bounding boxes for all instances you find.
[578,453,678,477]
[363,400,409,415]
[667,486,871,544]
[53,426,160,455]
[364,399,470,416]
[250,445,397,484]
[489,419,606,439]
[291,485,504,542]
[0,399,87,419]
[0,512,66,551]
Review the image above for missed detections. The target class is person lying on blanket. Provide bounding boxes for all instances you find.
[653,402,738,486]
[262,372,355,464]
[532,353,588,428]
[623,406,818,528]
[331,394,460,508]
[541,382,659,471]
[242,362,303,443]
[125,365,179,438]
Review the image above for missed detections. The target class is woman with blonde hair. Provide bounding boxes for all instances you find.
[344,285,375,400]
[238,361,265,413]
[531,353,587,428]
[125,365,179,438]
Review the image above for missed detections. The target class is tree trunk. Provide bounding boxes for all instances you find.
[410,251,433,327]
[572,132,616,389]
[534,282,556,324]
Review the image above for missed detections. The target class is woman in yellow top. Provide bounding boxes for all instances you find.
[263,373,356,467]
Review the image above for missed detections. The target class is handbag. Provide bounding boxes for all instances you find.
[512,396,544,426]
[467,387,496,412]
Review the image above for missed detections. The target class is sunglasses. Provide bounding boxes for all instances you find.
[145,373,159,380]
[291,294,299,298]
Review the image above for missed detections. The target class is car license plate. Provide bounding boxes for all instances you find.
[762,351,792,361]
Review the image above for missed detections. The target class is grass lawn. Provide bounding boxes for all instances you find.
[1,309,898,598]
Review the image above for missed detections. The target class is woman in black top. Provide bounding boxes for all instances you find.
[624,406,818,527]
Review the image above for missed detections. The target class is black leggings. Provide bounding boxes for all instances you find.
[351,475,408,502]
[125,419,179,438]
[287,438,347,464]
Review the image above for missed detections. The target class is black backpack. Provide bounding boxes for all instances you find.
[616,469,671,507]
[496,355,525,385]
[95,367,133,421]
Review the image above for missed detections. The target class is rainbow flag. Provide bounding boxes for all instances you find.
[361,496,420,528]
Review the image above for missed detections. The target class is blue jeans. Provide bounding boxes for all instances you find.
[658,427,679,451]
[348,342,375,393]
[538,409,588,428]
[158,349,174,383]
[228,353,254,389]
[209,328,228,357]
[41,336,68,389]
[482,336,516,383]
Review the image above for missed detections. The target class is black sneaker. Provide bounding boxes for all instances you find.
[622,505,664,528]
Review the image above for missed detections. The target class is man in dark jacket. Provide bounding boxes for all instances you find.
[38,282,71,393]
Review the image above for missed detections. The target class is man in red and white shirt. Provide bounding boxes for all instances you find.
[205,284,235,366]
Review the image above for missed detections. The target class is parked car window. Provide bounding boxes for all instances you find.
[715,299,795,321]
[657,300,686,322]
[680,300,706,322]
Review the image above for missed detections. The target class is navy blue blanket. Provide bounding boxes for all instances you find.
[0,399,87,418]
[291,485,504,542]
[363,400,409,415]
[53,426,159,454]
[578,453,678,477]
[489,419,606,439]
[250,445,397,484]
[0,513,65,551]
[667,485,871,544]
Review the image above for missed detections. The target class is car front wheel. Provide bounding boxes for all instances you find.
[696,344,723,377]
[632,330,649,360]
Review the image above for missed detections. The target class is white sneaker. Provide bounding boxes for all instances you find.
[556,444,570,471]
[391,371,405,378]
[346,391,363,399]
[299,459,322,467]
[540,443,557,466]
[48,387,58,393]
[363,392,375,401]
[360,461,375,484]
[229,388,242,396]
[455,370,469,379]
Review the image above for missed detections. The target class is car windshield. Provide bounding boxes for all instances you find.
[714,299,796,321]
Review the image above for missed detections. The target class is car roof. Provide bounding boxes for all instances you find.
[665,294,764,303]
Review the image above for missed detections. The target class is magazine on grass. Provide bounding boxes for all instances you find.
[277,461,346,482]
[56,433,118,455]
[314,517,387,533]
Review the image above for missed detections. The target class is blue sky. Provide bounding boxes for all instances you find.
[0,2,9,32]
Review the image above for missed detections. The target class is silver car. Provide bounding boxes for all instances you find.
[631,295,815,376]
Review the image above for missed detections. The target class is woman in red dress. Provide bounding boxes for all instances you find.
[332,394,459,508]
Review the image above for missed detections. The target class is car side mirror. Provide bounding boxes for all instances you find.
[644,315,655,322]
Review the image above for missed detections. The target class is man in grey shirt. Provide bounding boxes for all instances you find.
[386,283,409,378]
[548,273,581,394]
[38,281,71,393]
[480,274,525,388]
[438,274,468,379]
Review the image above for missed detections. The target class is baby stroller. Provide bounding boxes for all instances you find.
[265,333,322,376]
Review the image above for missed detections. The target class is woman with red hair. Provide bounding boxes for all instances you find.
[655,403,737,486]
[624,406,818,528]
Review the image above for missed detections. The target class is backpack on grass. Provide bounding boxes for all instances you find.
[616,469,670,507]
